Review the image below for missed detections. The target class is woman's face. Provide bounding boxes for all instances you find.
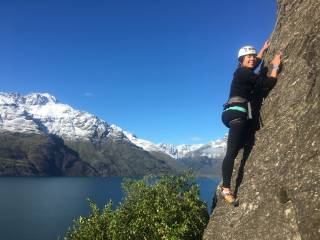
[242,54,257,68]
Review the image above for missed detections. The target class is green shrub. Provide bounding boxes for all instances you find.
[64,172,209,240]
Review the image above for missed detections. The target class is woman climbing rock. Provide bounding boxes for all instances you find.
[220,40,281,205]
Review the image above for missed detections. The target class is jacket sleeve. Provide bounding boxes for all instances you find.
[260,76,277,91]
[237,68,259,84]
[253,58,262,71]
[240,68,277,91]
[236,67,277,93]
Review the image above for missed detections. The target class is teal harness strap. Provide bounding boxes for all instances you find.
[224,106,247,113]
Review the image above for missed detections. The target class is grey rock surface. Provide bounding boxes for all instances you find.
[203,0,320,239]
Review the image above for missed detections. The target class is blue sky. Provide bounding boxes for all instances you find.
[0,0,276,144]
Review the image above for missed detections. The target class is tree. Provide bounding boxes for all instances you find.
[64,172,209,240]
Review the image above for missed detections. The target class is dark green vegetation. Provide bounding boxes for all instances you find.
[64,172,209,240]
[0,132,97,176]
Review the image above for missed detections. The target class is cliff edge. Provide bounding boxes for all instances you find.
[203,0,320,239]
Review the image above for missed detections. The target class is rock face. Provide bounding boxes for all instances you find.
[204,1,320,240]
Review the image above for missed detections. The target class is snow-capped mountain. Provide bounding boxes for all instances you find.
[0,92,226,159]
[157,136,227,160]
[196,137,227,159]
[157,143,203,159]
[0,92,128,142]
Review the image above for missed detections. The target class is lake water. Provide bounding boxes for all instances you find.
[0,177,219,240]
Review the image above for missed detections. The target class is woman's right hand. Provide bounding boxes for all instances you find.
[271,53,282,66]
[270,53,282,77]
[262,40,270,51]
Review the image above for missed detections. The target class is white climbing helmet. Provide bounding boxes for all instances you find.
[238,46,257,59]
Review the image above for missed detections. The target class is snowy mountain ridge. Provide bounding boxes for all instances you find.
[157,136,227,159]
[0,92,125,142]
[0,92,226,159]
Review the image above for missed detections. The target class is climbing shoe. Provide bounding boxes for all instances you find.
[220,186,236,205]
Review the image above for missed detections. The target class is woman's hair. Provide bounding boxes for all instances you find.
[237,56,244,68]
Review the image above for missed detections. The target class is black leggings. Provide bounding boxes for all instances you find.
[221,110,248,188]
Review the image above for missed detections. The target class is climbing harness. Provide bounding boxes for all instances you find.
[223,96,253,119]
[224,106,247,113]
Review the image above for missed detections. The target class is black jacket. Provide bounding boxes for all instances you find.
[228,67,277,101]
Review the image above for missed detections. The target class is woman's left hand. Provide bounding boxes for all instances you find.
[271,53,282,66]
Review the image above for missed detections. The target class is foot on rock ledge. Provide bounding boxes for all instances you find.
[220,186,239,207]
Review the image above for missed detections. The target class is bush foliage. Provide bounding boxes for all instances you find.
[64,172,209,240]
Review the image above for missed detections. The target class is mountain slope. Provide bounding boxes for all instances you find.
[0,131,98,176]
[157,138,227,178]
[65,139,177,177]
[0,92,226,177]
[0,93,177,176]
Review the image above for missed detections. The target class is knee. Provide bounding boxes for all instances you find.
[224,149,239,160]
